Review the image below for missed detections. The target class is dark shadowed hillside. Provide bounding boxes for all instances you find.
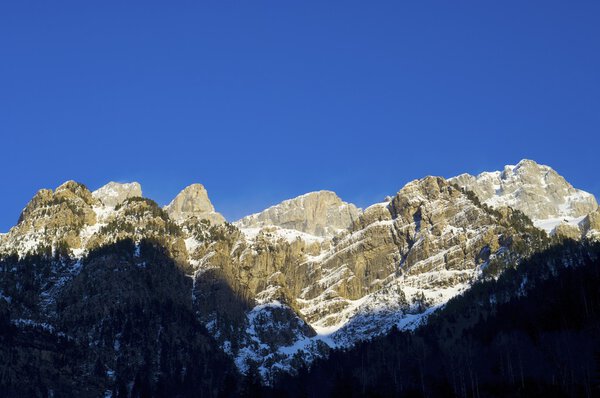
[0,240,240,397]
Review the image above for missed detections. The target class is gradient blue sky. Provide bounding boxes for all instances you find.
[1,1,599,232]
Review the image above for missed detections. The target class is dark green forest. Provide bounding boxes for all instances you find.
[0,240,240,397]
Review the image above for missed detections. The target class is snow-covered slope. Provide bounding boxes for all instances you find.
[450,159,598,236]
[92,181,142,207]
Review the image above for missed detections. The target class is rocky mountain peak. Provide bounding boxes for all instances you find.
[399,176,449,200]
[235,190,361,237]
[7,181,99,255]
[164,183,225,225]
[449,159,598,230]
[54,180,98,206]
[388,176,460,220]
[18,181,98,225]
[92,181,142,207]
[513,158,548,170]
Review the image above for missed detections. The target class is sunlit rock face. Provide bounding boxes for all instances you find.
[92,181,142,207]
[235,190,361,237]
[1,160,597,383]
[581,207,600,240]
[164,183,226,225]
[287,177,536,345]
[3,181,101,255]
[450,159,598,236]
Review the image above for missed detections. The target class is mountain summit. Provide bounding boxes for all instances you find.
[450,159,598,235]
[164,183,226,225]
[92,181,142,207]
[235,190,361,237]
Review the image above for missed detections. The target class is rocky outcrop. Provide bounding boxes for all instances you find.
[164,184,225,225]
[450,159,597,223]
[581,207,600,240]
[236,191,361,237]
[2,181,100,255]
[553,223,583,240]
[92,181,142,207]
[86,197,189,265]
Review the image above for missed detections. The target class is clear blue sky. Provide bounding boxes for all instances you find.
[1,1,599,232]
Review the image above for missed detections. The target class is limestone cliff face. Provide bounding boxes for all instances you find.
[236,190,360,237]
[164,184,226,225]
[185,218,329,361]
[450,159,597,221]
[290,177,541,339]
[187,176,546,374]
[92,181,142,207]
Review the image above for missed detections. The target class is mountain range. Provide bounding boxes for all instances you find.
[1,159,599,397]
